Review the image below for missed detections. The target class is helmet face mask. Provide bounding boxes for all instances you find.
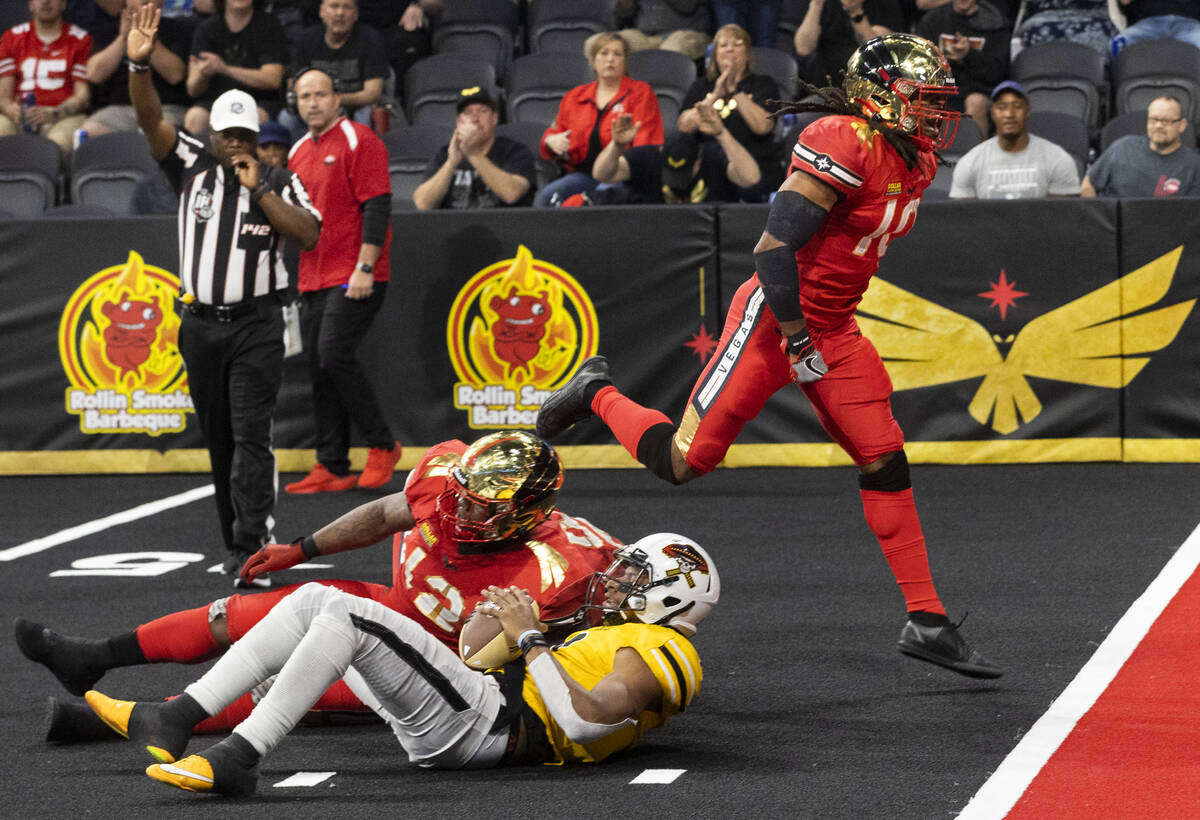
[576,533,720,637]
[843,33,960,150]
[437,431,563,543]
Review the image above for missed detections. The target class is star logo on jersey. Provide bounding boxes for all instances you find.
[447,245,599,429]
[812,153,834,172]
[856,247,1196,435]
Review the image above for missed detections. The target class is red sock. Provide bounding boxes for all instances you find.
[591,385,672,460]
[136,605,221,664]
[860,489,946,615]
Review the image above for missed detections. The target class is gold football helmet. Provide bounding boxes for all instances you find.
[438,430,564,542]
[843,33,960,150]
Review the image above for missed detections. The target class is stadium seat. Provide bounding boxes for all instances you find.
[941,117,983,162]
[432,0,520,84]
[495,120,560,190]
[1027,110,1091,175]
[526,0,616,55]
[402,54,498,128]
[69,131,157,212]
[382,124,445,205]
[1112,38,1200,124]
[40,203,118,219]
[1096,110,1192,154]
[0,133,60,217]
[752,46,800,102]
[628,49,698,130]
[505,52,594,124]
[1011,41,1107,131]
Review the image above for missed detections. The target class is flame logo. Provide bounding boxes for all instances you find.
[447,245,599,429]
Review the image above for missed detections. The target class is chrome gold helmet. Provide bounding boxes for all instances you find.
[437,430,563,542]
[843,33,959,150]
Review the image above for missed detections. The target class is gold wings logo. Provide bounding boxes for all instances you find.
[666,156,688,168]
[858,247,1196,435]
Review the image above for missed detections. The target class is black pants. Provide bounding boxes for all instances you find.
[299,284,393,476]
[178,299,285,557]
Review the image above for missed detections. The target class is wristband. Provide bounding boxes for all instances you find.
[786,330,816,358]
[298,535,321,560]
[517,629,550,655]
[128,60,150,73]
[250,181,271,205]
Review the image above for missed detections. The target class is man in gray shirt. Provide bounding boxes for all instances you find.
[1082,95,1200,197]
[950,80,1080,199]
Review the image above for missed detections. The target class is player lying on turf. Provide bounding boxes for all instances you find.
[15,431,621,739]
[84,533,720,794]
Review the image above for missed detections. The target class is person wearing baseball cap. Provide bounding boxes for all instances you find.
[256,120,293,168]
[126,3,322,584]
[591,100,760,204]
[948,79,1080,199]
[412,86,538,209]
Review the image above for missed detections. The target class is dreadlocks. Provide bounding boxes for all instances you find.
[772,80,946,170]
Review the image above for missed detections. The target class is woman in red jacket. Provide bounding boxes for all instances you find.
[535,32,664,207]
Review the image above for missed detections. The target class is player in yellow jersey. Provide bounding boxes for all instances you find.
[83,533,720,796]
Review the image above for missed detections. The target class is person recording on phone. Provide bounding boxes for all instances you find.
[126,3,322,583]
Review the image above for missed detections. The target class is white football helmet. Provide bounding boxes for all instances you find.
[582,533,720,637]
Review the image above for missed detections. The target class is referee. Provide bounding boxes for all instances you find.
[127,5,322,584]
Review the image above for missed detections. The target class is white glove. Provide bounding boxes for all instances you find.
[783,330,827,384]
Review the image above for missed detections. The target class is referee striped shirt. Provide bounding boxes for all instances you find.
[161,132,322,306]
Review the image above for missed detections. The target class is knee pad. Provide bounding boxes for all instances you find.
[858,450,911,492]
[636,422,684,485]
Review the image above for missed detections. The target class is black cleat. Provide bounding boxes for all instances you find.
[898,616,1004,679]
[44,696,124,744]
[535,355,612,440]
[14,618,107,696]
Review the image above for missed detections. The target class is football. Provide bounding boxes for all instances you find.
[458,601,539,670]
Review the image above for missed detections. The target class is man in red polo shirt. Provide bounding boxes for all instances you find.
[285,66,401,493]
[0,0,92,157]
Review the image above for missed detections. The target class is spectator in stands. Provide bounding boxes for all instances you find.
[536,33,664,208]
[713,0,783,48]
[0,0,92,157]
[1082,95,1200,197]
[412,87,536,210]
[82,0,190,137]
[185,0,286,134]
[787,0,905,85]
[950,80,1080,198]
[1014,0,1119,56]
[280,0,386,132]
[592,109,761,203]
[601,0,714,61]
[64,0,123,46]
[917,0,1010,137]
[678,23,782,202]
[352,0,441,99]
[256,117,292,166]
[1112,0,1200,53]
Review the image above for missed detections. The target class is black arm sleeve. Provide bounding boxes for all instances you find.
[753,189,828,323]
[361,193,391,246]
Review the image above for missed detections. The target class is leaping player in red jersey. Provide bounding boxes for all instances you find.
[16,431,623,738]
[536,34,1002,679]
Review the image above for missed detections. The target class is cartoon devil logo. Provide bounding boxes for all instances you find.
[489,287,551,375]
[101,296,164,377]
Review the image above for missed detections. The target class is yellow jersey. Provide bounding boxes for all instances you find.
[522,623,702,764]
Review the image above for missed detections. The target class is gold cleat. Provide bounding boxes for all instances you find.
[84,689,181,762]
[146,756,217,793]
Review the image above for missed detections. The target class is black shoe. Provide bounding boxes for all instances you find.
[535,355,612,440]
[898,615,1004,679]
[84,690,193,763]
[222,552,270,590]
[44,696,123,744]
[14,618,106,696]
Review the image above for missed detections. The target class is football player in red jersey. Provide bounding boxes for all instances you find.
[16,431,622,736]
[537,34,1002,679]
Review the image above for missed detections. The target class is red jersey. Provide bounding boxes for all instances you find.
[540,75,664,172]
[288,117,392,291]
[785,115,937,331]
[383,440,621,647]
[0,21,91,108]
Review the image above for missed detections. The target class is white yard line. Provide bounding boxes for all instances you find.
[630,769,687,785]
[0,485,214,562]
[273,772,337,788]
[958,521,1200,820]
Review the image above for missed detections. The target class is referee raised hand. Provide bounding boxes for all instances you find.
[128,1,322,587]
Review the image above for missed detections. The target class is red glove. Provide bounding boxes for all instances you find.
[239,537,314,584]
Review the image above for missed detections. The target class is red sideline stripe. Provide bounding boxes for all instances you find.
[1008,562,1200,817]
